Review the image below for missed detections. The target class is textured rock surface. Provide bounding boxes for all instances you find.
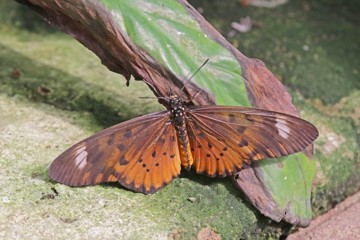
[288,191,360,239]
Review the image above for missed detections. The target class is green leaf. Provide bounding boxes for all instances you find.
[259,154,316,225]
[100,0,250,106]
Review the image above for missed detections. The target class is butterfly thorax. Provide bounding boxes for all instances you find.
[168,96,194,169]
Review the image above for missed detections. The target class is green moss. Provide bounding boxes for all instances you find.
[0,1,56,32]
[286,89,360,216]
[307,91,360,215]
[0,28,161,128]
[135,172,257,238]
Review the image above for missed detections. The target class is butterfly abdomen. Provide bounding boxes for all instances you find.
[172,106,194,170]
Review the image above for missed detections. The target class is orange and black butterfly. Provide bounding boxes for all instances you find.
[49,94,318,194]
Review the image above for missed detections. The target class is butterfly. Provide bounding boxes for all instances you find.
[48,93,319,194]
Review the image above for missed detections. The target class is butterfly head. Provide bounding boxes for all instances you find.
[168,95,186,112]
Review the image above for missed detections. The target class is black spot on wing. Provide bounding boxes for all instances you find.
[198,132,206,138]
[107,137,115,145]
[124,129,132,139]
[238,139,249,147]
[237,127,246,134]
[119,156,128,165]
[245,115,256,123]
[228,113,236,123]
[117,144,126,151]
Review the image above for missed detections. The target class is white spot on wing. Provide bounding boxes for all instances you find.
[276,118,291,139]
[74,145,88,170]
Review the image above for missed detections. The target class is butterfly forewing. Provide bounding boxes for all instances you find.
[186,106,318,177]
[49,111,182,194]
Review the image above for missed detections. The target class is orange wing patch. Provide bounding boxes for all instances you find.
[187,122,248,177]
[117,122,181,193]
[49,112,181,194]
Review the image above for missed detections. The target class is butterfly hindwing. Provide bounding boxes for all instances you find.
[186,105,318,177]
[49,111,182,194]
[187,123,247,177]
[117,121,181,194]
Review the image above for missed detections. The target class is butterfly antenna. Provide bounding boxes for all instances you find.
[143,79,162,95]
[139,96,167,100]
[180,58,209,92]
[186,89,205,103]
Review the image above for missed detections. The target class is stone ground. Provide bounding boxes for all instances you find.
[288,191,360,239]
